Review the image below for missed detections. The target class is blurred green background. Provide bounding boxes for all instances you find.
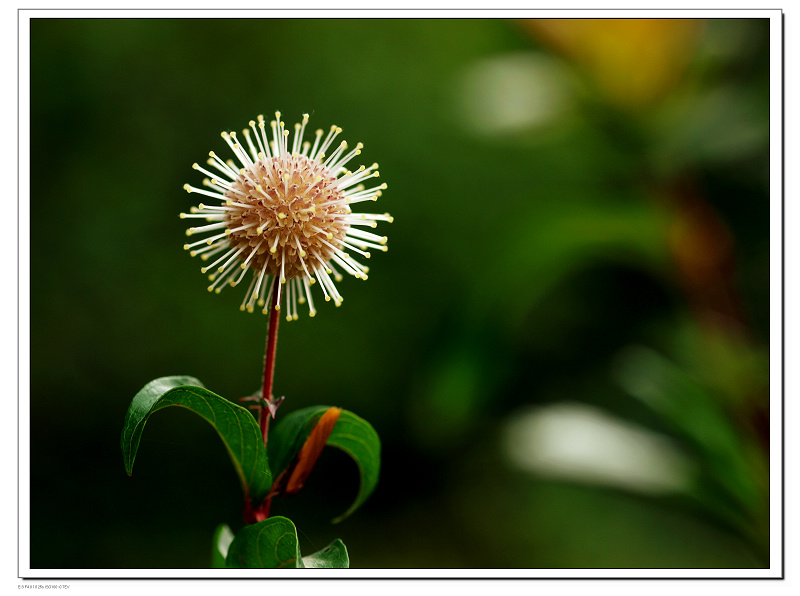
[29,18,771,569]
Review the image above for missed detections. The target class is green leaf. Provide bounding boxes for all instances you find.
[269,406,381,523]
[225,517,350,569]
[121,376,272,503]
[211,524,235,568]
[225,517,301,568]
[268,406,323,478]
[301,539,350,568]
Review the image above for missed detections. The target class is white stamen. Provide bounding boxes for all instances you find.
[202,246,239,274]
[187,221,228,236]
[240,273,259,311]
[346,228,388,244]
[183,184,226,201]
[308,128,324,161]
[207,151,239,179]
[241,128,259,162]
[303,276,316,317]
[217,245,246,273]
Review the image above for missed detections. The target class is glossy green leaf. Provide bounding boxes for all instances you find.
[269,406,381,523]
[211,524,235,568]
[301,539,350,568]
[225,517,350,568]
[121,376,272,503]
[225,517,301,568]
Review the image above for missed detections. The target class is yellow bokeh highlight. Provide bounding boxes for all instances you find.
[523,19,704,108]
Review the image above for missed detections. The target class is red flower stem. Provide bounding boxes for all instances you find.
[260,277,281,448]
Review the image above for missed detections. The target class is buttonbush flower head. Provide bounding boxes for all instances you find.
[182,112,391,320]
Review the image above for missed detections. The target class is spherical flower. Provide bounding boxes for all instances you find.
[181,111,392,320]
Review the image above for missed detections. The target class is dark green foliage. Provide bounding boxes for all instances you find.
[121,376,376,567]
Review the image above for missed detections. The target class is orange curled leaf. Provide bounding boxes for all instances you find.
[284,407,342,496]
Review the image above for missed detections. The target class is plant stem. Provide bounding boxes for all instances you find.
[260,277,281,448]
